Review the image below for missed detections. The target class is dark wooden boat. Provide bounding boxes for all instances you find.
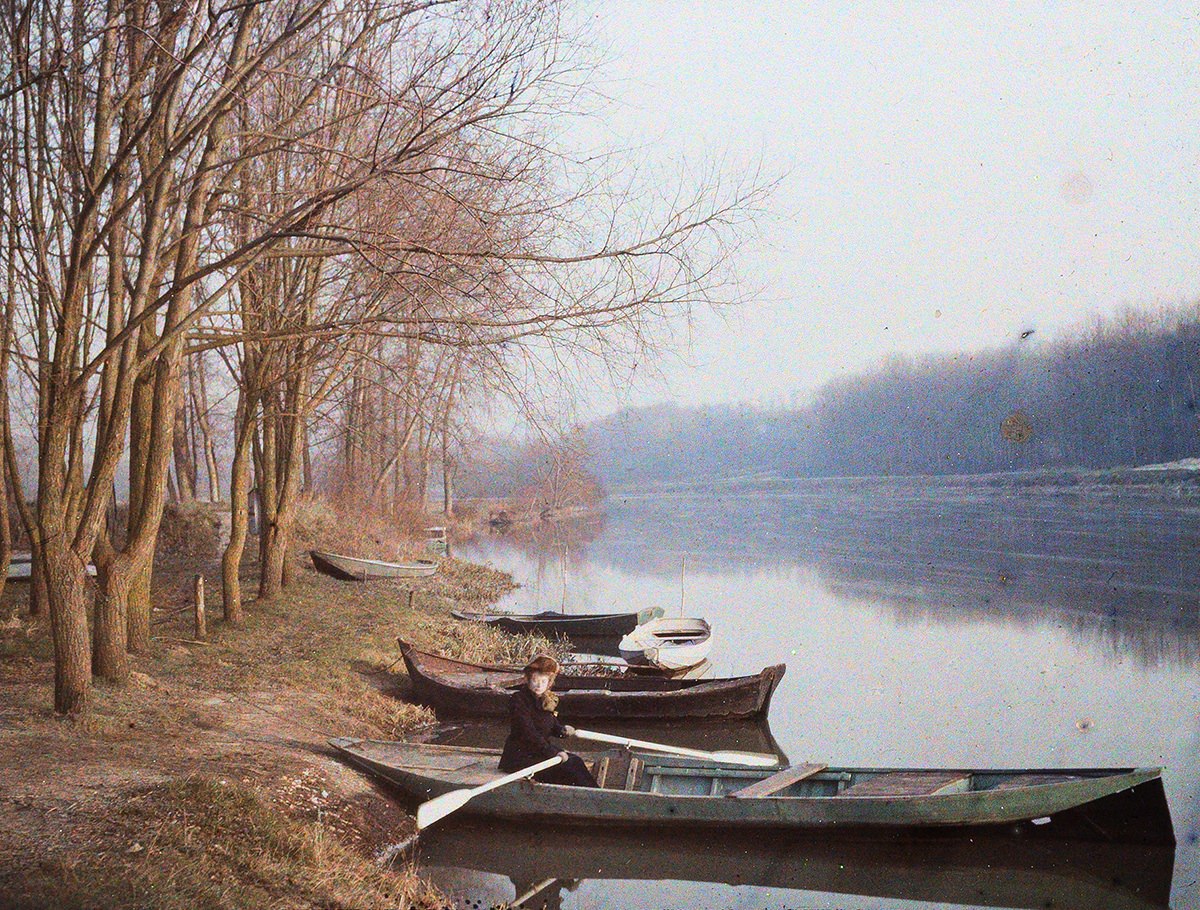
[331,739,1175,845]
[309,550,437,580]
[397,639,785,721]
[450,606,661,637]
[418,817,1176,910]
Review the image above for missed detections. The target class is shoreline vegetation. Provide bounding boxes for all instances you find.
[0,500,567,910]
[608,458,1200,500]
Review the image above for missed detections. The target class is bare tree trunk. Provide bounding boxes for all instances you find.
[172,397,196,501]
[221,392,255,623]
[255,398,281,599]
[192,353,221,502]
[92,559,131,680]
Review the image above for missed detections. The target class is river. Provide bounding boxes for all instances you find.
[419,478,1200,910]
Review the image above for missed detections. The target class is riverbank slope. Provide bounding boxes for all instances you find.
[0,511,528,910]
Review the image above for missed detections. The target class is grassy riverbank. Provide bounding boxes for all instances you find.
[0,505,550,910]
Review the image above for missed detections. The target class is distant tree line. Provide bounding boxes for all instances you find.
[585,304,1200,485]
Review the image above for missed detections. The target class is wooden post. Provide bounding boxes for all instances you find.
[406,589,415,612]
[193,574,207,641]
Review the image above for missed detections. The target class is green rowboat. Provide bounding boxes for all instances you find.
[330,739,1174,843]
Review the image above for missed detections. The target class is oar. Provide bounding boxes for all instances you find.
[415,754,566,830]
[571,729,779,768]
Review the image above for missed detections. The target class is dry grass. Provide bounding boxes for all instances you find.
[2,776,445,910]
[0,502,552,910]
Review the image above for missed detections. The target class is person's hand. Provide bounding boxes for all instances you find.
[557,750,570,761]
[562,725,576,736]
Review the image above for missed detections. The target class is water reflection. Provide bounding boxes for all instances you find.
[476,481,1200,669]
[453,484,1200,907]
[419,819,1175,910]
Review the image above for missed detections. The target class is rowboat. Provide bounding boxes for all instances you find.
[330,739,1175,844]
[618,617,712,671]
[419,817,1175,910]
[6,552,97,579]
[308,550,437,581]
[450,606,662,638]
[396,639,784,721]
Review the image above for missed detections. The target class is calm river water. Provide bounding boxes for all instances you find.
[420,478,1200,910]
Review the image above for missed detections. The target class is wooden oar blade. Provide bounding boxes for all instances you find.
[416,789,471,830]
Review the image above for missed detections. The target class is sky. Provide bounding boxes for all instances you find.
[565,1,1200,416]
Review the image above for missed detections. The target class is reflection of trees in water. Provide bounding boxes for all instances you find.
[485,515,609,609]
[592,481,1200,668]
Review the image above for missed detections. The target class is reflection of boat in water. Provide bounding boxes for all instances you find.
[417,818,1176,910]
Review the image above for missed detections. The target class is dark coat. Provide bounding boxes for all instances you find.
[498,687,599,787]
[499,687,566,771]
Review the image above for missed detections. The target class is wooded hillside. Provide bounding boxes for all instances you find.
[585,304,1200,487]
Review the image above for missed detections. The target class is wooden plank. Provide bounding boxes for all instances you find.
[625,756,643,791]
[728,762,828,799]
[837,771,970,797]
[589,756,611,789]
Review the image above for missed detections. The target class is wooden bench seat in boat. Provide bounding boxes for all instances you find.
[727,763,828,799]
[836,771,970,797]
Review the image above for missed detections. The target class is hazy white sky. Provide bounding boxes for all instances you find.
[570,1,1200,414]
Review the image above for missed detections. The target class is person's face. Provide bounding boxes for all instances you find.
[528,672,553,696]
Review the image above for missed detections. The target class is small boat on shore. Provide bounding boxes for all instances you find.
[309,550,437,581]
[331,738,1175,844]
[6,552,97,580]
[450,606,662,638]
[619,617,712,671]
[396,639,784,721]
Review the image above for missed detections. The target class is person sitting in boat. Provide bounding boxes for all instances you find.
[499,654,598,787]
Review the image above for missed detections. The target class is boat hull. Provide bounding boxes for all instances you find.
[450,607,659,637]
[309,550,437,580]
[398,640,784,721]
[331,739,1175,845]
[618,617,712,671]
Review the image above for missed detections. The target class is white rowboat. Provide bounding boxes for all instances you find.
[309,549,438,581]
[619,617,712,672]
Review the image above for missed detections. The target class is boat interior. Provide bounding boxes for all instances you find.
[356,741,1105,799]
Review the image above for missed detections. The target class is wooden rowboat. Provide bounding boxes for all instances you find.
[397,639,784,721]
[6,552,97,580]
[618,617,712,671]
[419,817,1175,910]
[331,739,1176,844]
[309,550,437,581]
[450,606,662,638]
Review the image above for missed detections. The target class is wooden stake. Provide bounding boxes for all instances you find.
[406,589,415,612]
[193,574,207,641]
